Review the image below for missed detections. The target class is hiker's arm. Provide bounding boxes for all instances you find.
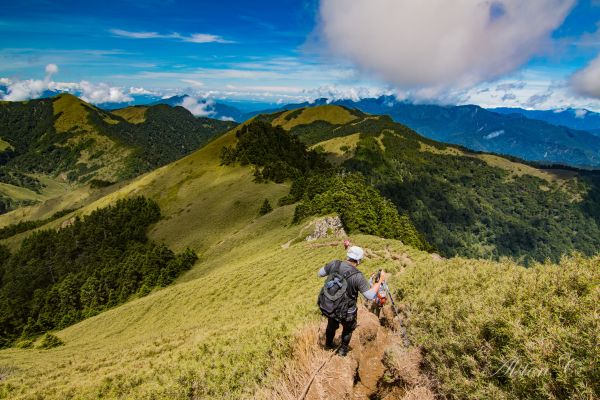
[318,261,334,277]
[362,272,386,300]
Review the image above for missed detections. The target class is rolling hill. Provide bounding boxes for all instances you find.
[0,94,236,214]
[0,109,597,399]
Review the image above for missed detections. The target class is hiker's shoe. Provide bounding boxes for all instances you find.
[324,342,336,351]
[337,346,349,357]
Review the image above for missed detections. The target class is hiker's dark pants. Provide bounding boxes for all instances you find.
[325,317,357,348]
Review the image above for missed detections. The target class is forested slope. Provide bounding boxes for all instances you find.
[269,106,600,263]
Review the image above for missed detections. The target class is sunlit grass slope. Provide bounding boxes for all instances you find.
[272,105,357,130]
[0,205,428,399]
[111,106,148,124]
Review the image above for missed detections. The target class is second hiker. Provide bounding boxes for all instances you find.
[317,245,386,356]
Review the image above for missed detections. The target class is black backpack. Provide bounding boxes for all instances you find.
[317,260,360,322]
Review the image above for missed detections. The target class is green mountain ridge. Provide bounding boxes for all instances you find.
[0,94,236,214]
[259,106,600,263]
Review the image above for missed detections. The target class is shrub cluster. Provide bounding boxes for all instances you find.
[220,121,329,183]
[290,172,431,251]
[0,196,197,347]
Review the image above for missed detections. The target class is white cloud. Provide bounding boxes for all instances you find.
[45,63,59,75]
[78,81,133,104]
[183,33,233,44]
[181,79,205,87]
[571,54,600,99]
[2,63,59,101]
[1,64,135,104]
[575,109,588,118]
[220,116,235,121]
[0,77,12,86]
[179,96,215,117]
[484,130,505,139]
[110,29,232,44]
[319,0,575,92]
[304,85,392,102]
[2,79,48,101]
[128,86,156,95]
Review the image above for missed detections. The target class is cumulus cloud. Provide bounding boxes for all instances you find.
[575,109,588,118]
[45,63,59,75]
[128,87,156,95]
[318,0,575,92]
[78,81,133,104]
[179,96,215,117]
[1,64,135,104]
[2,63,59,101]
[571,54,600,99]
[304,85,392,102]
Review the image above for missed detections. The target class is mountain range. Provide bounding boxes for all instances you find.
[4,88,600,168]
[0,99,597,399]
[492,107,600,134]
[245,96,600,168]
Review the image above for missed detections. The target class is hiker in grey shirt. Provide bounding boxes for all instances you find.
[317,246,386,356]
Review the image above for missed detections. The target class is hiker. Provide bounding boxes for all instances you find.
[317,245,386,356]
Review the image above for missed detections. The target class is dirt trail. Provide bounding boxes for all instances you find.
[303,305,433,400]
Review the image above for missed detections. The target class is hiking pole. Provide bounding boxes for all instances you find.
[384,283,411,347]
[384,284,400,318]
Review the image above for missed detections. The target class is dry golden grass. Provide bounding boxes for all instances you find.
[382,346,425,388]
[273,105,357,131]
[111,106,148,124]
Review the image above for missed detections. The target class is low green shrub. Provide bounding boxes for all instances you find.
[37,333,64,349]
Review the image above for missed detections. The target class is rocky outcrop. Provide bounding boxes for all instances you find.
[305,216,347,241]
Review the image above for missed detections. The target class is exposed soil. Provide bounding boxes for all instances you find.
[303,305,434,400]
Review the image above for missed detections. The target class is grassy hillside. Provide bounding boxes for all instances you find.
[272,106,600,263]
[0,94,236,215]
[0,117,597,399]
[0,124,371,398]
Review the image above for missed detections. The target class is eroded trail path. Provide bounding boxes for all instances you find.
[303,306,433,400]
[253,240,440,400]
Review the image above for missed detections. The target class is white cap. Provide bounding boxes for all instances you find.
[347,246,364,262]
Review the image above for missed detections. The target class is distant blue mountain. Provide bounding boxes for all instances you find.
[249,96,600,168]
[152,95,244,122]
[492,107,600,135]
[97,94,163,110]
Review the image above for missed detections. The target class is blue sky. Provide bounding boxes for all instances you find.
[1,0,600,110]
